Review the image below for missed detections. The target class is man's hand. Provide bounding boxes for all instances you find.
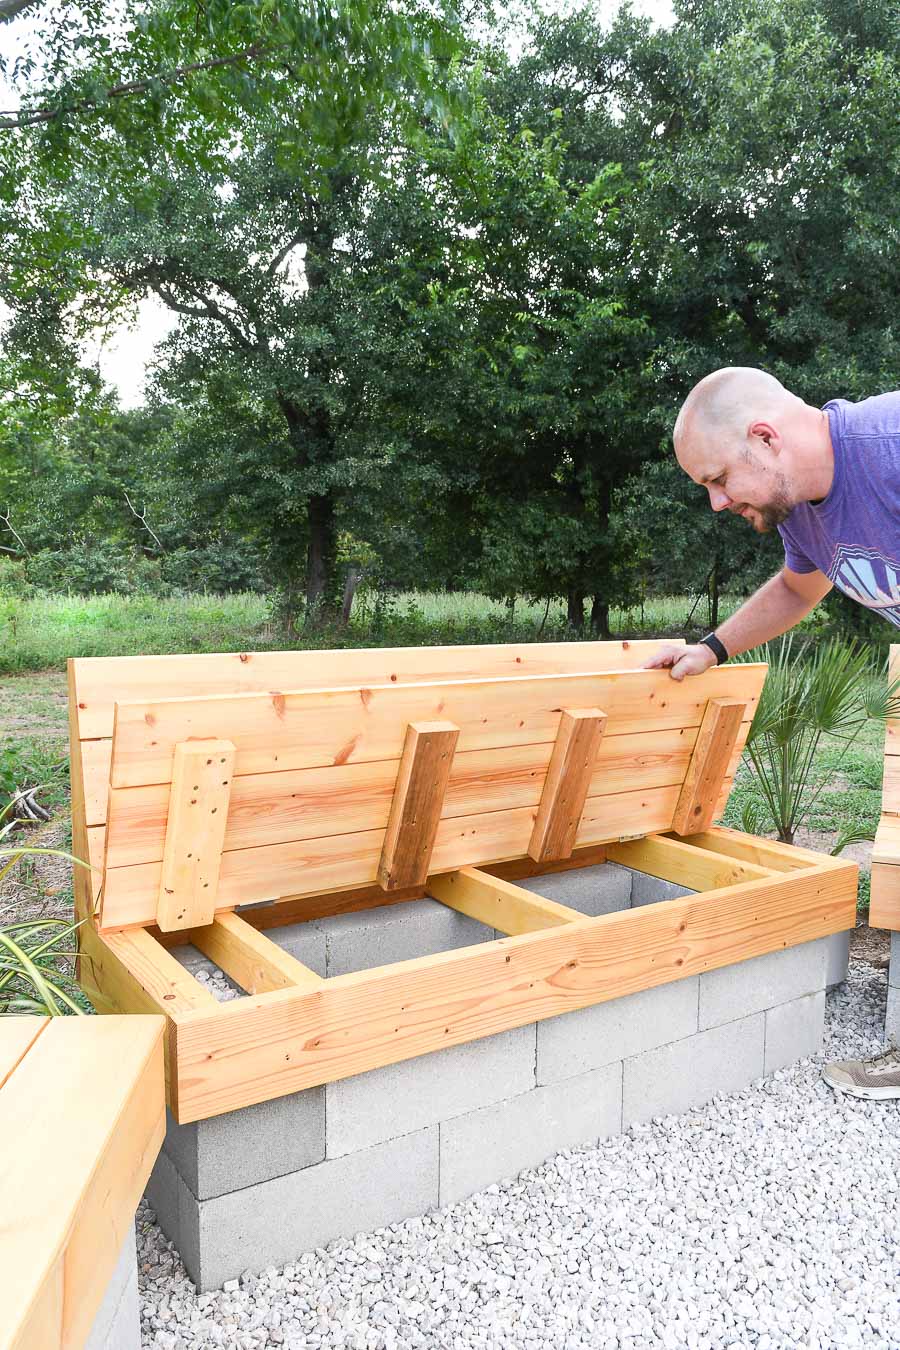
[642,643,718,681]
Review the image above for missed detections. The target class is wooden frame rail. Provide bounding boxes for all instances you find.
[79,827,857,1124]
[869,644,900,930]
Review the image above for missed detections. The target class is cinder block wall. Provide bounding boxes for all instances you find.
[84,1226,141,1350]
[147,864,841,1291]
[888,932,900,1045]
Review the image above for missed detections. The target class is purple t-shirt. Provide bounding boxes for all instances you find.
[778,392,900,627]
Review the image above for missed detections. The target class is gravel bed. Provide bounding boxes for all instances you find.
[139,959,900,1349]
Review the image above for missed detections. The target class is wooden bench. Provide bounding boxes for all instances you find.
[0,1014,164,1350]
[869,644,900,930]
[70,641,858,1125]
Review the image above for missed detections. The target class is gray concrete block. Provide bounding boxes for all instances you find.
[182,1127,439,1291]
[887,984,900,1047]
[623,1013,765,1124]
[536,976,699,1085]
[514,862,632,916]
[825,930,851,989]
[327,1022,536,1157]
[84,1224,140,1350]
[258,920,327,976]
[764,991,826,1073]
[272,898,495,978]
[889,932,900,989]
[629,873,694,907]
[439,1063,623,1207]
[699,938,827,1030]
[163,1083,325,1199]
[144,1147,182,1251]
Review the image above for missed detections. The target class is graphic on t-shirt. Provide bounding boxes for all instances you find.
[829,544,900,627]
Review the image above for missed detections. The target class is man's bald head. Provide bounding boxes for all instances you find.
[673,367,798,464]
[672,367,812,533]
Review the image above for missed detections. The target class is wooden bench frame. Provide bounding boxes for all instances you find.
[1,1015,164,1350]
[70,643,858,1125]
[869,644,900,930]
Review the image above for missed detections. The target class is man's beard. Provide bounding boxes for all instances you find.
[747,498,793,532]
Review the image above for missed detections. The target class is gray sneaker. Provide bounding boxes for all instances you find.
[823,1047,900,1100]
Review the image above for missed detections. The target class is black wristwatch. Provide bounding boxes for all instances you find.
[699,632,728,665]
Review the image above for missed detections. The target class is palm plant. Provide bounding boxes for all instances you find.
[0,799,89,1015]
[738,636,899,849]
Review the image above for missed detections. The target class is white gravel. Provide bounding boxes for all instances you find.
[139,958,900,1349]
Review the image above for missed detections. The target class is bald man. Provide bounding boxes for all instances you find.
[646,367,900,1099]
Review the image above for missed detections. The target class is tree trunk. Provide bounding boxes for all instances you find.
[304,492,338,625]
[708,558,720,630]
[590,595,610,639]
[567,589,585,632]
[340,565,361,626]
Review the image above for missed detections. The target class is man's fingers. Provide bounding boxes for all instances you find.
[641,646,679,670]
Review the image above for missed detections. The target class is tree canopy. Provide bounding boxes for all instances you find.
[2,0,898,630]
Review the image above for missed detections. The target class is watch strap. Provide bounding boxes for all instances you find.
[699,632,728,665]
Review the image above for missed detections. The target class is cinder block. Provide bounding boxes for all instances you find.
[623,1013,765,1124]
[182,1127,439,1291]
[271,898,495,978]
[514,862,632,916]
[536,976,699,1085]
[144,1148,181,1250]
[629,873,694,907]
[887,984,900,1047]
[327,1023,536,1157]
[163,1083,325,1199]
[84,1225,140,1350]
[889,932,900,989]
[699,938,827,1030]
[825,930,851,989]
[439,1063,622,1206]
[764,991,826,1072]
[256,919,326,976]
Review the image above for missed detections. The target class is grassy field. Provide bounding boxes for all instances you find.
[0,589,752,674]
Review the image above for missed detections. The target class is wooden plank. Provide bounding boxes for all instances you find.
[108,665,765,788]
[0,1017,48,1091]
[606,833,773,891]
[78,923,213,1111]
[155,740,235,933]
[70,640,686,740]
[672,697,746,835]
[0,1016,164,1350]
[81,738,112,828]
[191,912,325,994]
[170,859,856,1121]
[429,867,586,934]
[885,644,900,812]
[98,780,720,930]
[870,861,900,930]
[378,721,459,890]
[872,815,900,864]
[103,725,734,868]
[68,660,95,925]
[675,826,846,873]
[528,709,607,864]
[884,755,900,814]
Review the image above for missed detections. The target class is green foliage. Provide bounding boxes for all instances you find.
[0,802,87,1015]
[2,0,899,638]
[738,636,898,845]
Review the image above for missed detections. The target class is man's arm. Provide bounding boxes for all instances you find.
[643,566,833,681]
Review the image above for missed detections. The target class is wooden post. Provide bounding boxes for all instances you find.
[672,698,746,836]
[528,708,607,864]
[377,721,459,891]
[156,740,235,932]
